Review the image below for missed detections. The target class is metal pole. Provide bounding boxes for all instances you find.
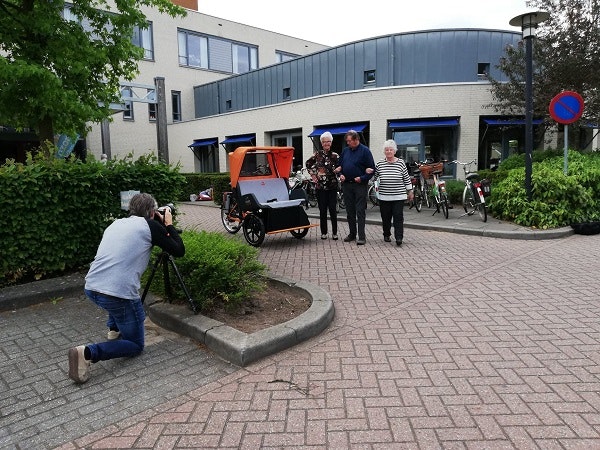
[524,34,533,201]
[154,77,169,164]
[564,124,568,175]
[100,119,111,159]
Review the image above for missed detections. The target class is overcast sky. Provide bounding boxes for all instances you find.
[198,0,534,47]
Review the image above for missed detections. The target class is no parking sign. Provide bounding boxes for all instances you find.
[549,91,584,124]
[549,90,584,174]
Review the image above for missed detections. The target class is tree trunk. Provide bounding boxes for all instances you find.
[37,115,55,158]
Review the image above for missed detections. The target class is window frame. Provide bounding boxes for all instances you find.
[171,91,182,122]
[177,29,258,74]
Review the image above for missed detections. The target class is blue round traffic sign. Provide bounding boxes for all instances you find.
[549,91,584,125]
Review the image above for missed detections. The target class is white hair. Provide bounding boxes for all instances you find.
[320,131,333,142]
[383,139,397,151]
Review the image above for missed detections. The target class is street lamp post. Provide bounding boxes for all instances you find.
[509,11,549,201]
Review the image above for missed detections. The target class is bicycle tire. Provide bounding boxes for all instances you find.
[221,203,242,234]
[462,185,474,213]
[368,185,379,206]
[308,188,317,208]
[413,188,422,212]
[425,184,432,208]
[441,193,449,218]
[477,203,488,222]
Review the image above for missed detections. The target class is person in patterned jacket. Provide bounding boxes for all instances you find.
[306,131,340,240]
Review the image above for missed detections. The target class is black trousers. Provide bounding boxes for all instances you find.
[342,182,368,239]
[316,189,337,235]
[379,199,405,242]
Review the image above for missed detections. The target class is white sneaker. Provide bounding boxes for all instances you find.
[68,345,91,384]
[107,330,121,340]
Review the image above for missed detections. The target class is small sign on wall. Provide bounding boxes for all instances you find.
[120,190,140,210]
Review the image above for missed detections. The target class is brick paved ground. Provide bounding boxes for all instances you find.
[3,203,600,449]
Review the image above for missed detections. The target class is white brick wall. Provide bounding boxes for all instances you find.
[85,6,327,159]
[167,83,495,177]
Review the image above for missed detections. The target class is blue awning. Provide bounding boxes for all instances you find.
[483,118,543,126]
[221,134,255,144]
[308,123,367,137]
[388,118,459,129]
[188,138,217,148]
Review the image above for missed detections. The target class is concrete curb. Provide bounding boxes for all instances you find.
[146,274,334,367]
[0,271,86,312]
[0,272,334,368]
[400,222,574,240]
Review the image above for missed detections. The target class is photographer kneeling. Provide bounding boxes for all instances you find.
[68,193,185,384]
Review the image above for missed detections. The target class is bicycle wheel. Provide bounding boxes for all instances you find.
[221,202,242,234]
[290,228,309,239]
[338,191,345,210]
[422,183,431,208]
[477,203,488,222]
[462,185,474,213]
[413,187,422,212]
[368,185,378,206]
[243,214,265,247]
[308,187,318,208]
[440,192,449,218]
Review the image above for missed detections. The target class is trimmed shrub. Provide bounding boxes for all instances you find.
[142,231,266,312]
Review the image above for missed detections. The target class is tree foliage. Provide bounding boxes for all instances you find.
[0,0,185,143]
[489,0,600,146]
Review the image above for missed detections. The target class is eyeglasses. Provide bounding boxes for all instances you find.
[321,140,332,144]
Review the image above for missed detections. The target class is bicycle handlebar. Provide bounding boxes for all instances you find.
[450,159,476,166]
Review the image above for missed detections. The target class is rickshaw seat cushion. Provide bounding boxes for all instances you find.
[238,179,304,209]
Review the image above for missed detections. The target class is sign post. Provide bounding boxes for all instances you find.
[549,91,584,175]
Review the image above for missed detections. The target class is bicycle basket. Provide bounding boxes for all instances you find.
[480,178,491,197]
[419,162,443,180]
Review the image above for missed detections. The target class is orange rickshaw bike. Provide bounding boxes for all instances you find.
[221,146,318,247]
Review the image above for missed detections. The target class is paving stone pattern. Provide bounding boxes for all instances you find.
[2,203,600,449]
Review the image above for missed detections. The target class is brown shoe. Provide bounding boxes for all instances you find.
[68,345,91,384]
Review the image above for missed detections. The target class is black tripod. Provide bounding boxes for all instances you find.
[141,251,198,314]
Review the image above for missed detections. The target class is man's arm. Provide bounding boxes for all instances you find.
[147,219,185,257]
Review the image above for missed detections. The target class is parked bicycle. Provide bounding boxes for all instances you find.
[367,177,379,207]
[419,160,449,218]
[412,162,433,209]
[451,159,489,222]
[288,167,317,209]
[408,165,424,212]
[336,177,345,212]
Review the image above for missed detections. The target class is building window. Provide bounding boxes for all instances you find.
[171,91,181,122]
[178,29,257,74]
[148,89,156,122]
[132,22,154,60]
[364,70,376,85]
[275,51,298,63]
[478,63,490,79]
[283,87,291,101]
[122,87,134,121]
[233,43,258,74]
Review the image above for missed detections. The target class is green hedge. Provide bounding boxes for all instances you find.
[489,150,600,228]
[0,152,185,286]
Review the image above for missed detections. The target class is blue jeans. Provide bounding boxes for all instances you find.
[84,289,145,363]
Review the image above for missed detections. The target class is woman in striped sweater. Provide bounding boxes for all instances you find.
[371,140,413,246]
